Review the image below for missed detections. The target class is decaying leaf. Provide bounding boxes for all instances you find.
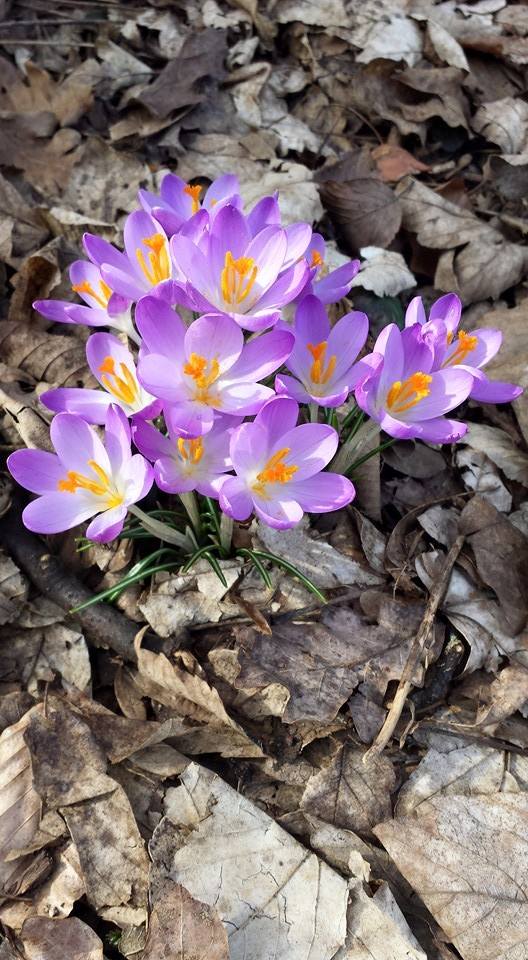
[319,175,402,252]
[20,916,104,960]
[152,763,349,959]
[351,245,417,297]
[375,794,528,960]
[334,880,426,959]
[143,878,228,960]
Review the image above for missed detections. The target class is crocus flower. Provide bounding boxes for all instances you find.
[276,295,371,407]
[41,332,161,424]
[139,173,241,236]
[83,210,172,303]
[167,204,310,331]
[218,396,354,529]
[34,260,136,342]
[297,233,360,305]
[133,413,240,497]
[404,293,522,404]
[356,323,474,443]
[7,406,153,542]
[136,297,294,437]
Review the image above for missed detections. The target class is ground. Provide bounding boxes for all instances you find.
[1,1,528,958]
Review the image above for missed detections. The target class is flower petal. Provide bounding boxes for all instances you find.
[41,388,111,424]
[104,404,131,476]
[219,382,273,415]
[288,472,355,512]
[137,354,188,404]
[253,496,303,530]
[401,368,473,422]
[254,395,300,441]
[404,295,427,328]
[312,260,360,304]
[7,449,63,495]
[185,314,243,374]
[22,492,96,534]
[50,413,110,476]
[429,293,462,334]
[86,504,128,543]
[135,296,186,356]
[468,371,523,404]
[132,420,172,462]
[272,423,338,480]
[223,329,293,384]
[328,310,369,381]
[275,373,312,404]
[414,417,467,443]
[165,401,215,438]
[219,476,254,521]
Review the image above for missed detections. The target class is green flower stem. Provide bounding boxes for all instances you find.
[178,491,202,535]
[128,504,191,549]
[345,437,397,476]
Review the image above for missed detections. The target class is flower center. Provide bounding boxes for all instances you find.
[307,341,336,388]
[57,460,123,508]
[252,447,298,497]
[310,249,323,269]
[386,372,432,415]
[183,183,203,215]
[71,279,112,309]
[136,233,170,286]
[442,330,478,367]
[98,356,139,406]
[183,352,220,405]
[177,437,204,465]
[220,251,258,308]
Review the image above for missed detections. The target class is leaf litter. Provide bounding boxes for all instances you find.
[1,1,528,958]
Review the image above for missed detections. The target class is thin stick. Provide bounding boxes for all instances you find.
[365,533,465,759]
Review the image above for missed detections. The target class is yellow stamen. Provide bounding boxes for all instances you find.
[57,459,123,509]
[136,233,170,286]
[220,251,258,308]
[98,355,139,405]
[310,249,323,269]
[72,279,112,310]
[307,341,337,387]
[386,372,432,415]
[177,437,204,465]
[442,330,478,367]
[252,447,298,497]
[183,352,220,405]
[183,183,203,215]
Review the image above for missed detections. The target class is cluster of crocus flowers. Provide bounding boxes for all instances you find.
[7,174,522,543]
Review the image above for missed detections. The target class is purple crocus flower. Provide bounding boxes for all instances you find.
[133,413,240,497]
[7,405,153,542]
[276,295,372,407]
[218,396,354,529]
[83,210,172,304]
[41,332,161,424]
[136,296,294,437]
[139,173,241,236]
[167,204,310,331]
[34,260,136,342]
[404,293,522,404]
[297,233,360,305]
[356,323,474,443]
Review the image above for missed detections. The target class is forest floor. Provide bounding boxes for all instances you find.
[1,0,528,958]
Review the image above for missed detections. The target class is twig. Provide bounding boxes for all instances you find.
[0,500,143,663]
[0,38,96,45]
[365,534,465,759]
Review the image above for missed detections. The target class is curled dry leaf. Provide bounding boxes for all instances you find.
[374,794,528,960]
[461,422,528,487]
[319,176,402,252]
[0,549,28,626]
[350,245,417,297]
[0,324,91,390]
[152,763,349,960]
[334,880,426,960]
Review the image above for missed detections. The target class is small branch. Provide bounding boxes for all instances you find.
[365,534,465,759]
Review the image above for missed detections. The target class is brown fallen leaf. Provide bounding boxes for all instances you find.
[334,880,426,960]
[459,496,528,635]
[319,175,402,252]
[139,29,227,119]
[0,323,91,390]
[396,743,507,815]
[20,916,103,960]
[0,549,28,626]
[143,878,228,960]
[374,794,528,960]
[461,422,528,487]
[372,143,429,183]
[301,744,396,837]
[152,763,349,959]
[0,119,83,196]
[473,664,528,728]
[4,60,102,128]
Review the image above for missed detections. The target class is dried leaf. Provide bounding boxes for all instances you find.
[0,550,28,626]
[351,246,417,297]
[319,176,402,252]
[143,878,228,960]
[396,744,507,815]
[139,29,227,119]
[372,143,430,182]
[335,880,426,959]
[152,763,349,959]
[20,916,103,960]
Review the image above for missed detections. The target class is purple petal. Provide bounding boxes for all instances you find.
[247,195,280,235]
[86,504,128,543]
[230,309,281,332]
[41,387,111,424]
[138,354,187,404]
[7,449,62,495]
[64,304,110,327]
[254,260,309,311]
[253,496,303,530]
[328,310,368,381]
[124,453,153,503]
[379,412,419,439]
[132,420,172,461]
[165,401,215,438]
[255,395,300,441]
[219,476,254,521]
[100,264,144,302]
[288,472,355,512]
[22,492,96,535]
[33,299,77,323]
[312,260,360,305]
[374,324,404,397]
[50,413,110,476]
[124,210,170,285]
[224,329,293,384]
[429,293,462,334]
[275,373,312,404]
[135,295,186,356]
[219,382,273,415]
[282,222,312,268]
[404,296,426,328]
[170,234,211,287]
[415,417,468,444]
[468,371,523,404]
[204,174,240,208]
[402,369,473,422]
[83,233,129,272]
[104,404,131,476]
[185,314,243,374]
[209,205,251,274]
[154,458,196,494]
[273,423,338,480]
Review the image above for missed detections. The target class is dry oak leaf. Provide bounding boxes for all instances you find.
[151,763,349,959]
[396,743,509,815]
[0,323,90,390]
[334,880,426,959]
[371,143,429,182]
[4,60,102,128]
[319,176,402,252]
[20,916,103,960]
[301,744,396,837]
[473,97,528,155]
[0,704,49,899]
[0,117,82,196]
[374,794,528,960]
[0,549,28,626]
[139,28,227,119]
[143,878,228,960]
[461,422,528,487]
[396,177,527,302]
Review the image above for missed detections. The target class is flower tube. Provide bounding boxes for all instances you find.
[139,173,241,236]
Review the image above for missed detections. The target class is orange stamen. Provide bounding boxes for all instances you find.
[442,330,478,367]
[72,279,112,310]
[310,249,323,269]
[253,447,298,497]
[136,233,170,285]
[307,341,337,387]
[183,183,203,215]
[57,460,123,508]
[177,437,204,464]
[183,352,220,405]
[220,251,258,308]
[98,356,138,405]
[386,372,432,415]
